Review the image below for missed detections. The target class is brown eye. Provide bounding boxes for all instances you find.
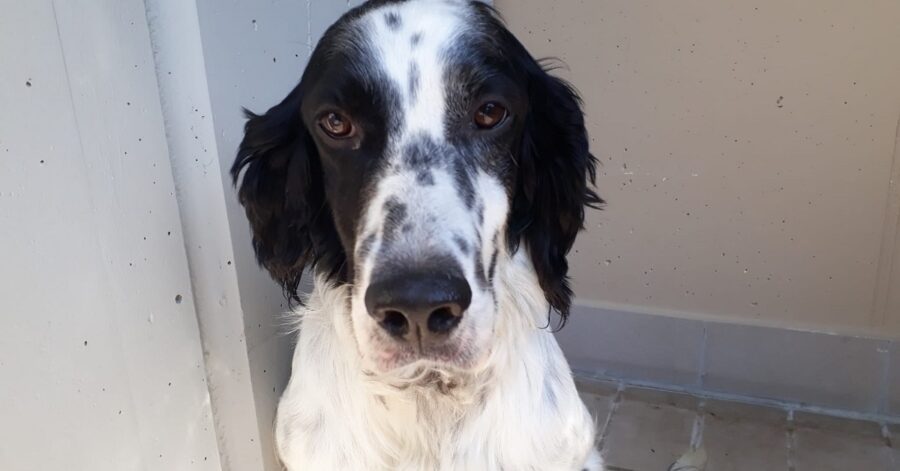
[474,102,508,129]
[319,112,355,139]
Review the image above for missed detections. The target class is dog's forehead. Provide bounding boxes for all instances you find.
[354,1,473,141]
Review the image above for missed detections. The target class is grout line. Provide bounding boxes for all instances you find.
[596,383,625,452]
[882,424,893,448]
[786,409,797,471]
[690,401,706,450]
[696,323,709,389]
[573,370,900,426]
[591,391,609,440]
[878,343,892,415]
[885,426,899,470]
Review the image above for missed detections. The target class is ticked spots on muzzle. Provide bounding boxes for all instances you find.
[401,134,479,209]
[402,134,440,168]
[381,197,408,246]
[358,133,505,304]
[408,62,421,107]
[452,158,477,209]
[404,135,438,187]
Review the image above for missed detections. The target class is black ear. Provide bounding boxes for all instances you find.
[231,86,344,301]
[508,62,603,321]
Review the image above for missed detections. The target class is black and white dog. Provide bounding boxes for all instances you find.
[232,1,604,469]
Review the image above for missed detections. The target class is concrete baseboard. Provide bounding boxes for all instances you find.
[558,304,899,422]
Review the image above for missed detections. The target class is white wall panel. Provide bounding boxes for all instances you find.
[0,0,220,469]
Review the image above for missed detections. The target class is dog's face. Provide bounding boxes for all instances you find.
[233,0,601,374]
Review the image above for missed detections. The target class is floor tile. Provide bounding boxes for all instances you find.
[580,392,616,437]
[577,379,620,445]
[576,377,621,398]
[580,390,614,421]
[792,412,893,471]
[576,380,896,471]
[602,388,698,471]
[702,400,789,471]
[887,424,899,471]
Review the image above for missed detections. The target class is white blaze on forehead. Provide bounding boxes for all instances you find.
[362,1,469,141]
[351,1,492,294]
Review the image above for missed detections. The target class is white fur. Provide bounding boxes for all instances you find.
[275,250,603,470]
[366,0,465,139]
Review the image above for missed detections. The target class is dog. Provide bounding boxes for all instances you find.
[231,1,604,469]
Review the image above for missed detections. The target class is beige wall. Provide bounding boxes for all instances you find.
[496,0,900,337]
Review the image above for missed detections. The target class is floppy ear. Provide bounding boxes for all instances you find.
[508,63,603,321]
[231,85,344,301]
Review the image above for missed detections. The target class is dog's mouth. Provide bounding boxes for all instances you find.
[366,328,482,373]
[363,359,478,396]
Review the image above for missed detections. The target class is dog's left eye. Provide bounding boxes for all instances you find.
[474,102,508,130]
[318,112,356,139]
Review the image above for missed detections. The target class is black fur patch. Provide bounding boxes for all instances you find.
[474,245,487,289]
[488,249,499,281]
[452,158,476,209]
[385,12,401,30]
[403,135,439,169]
[381,198,408,244]
[410,32,423,47]
[453,235,470,255]
[408,62,420,105]
[416,170,435,186]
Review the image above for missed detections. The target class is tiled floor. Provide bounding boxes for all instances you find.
[577,378,899,471]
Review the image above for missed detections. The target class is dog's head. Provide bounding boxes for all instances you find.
[232,0,601,374]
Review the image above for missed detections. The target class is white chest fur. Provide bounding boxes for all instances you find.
[274,257,603,471]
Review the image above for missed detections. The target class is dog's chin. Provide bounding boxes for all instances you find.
[362,333,487,380]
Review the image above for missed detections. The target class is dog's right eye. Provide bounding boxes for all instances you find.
[318,112,356,139]
[474,102,508,130]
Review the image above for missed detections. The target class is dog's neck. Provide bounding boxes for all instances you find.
[277,251,596,469]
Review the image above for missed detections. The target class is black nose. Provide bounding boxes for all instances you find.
[365,269,472,347]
